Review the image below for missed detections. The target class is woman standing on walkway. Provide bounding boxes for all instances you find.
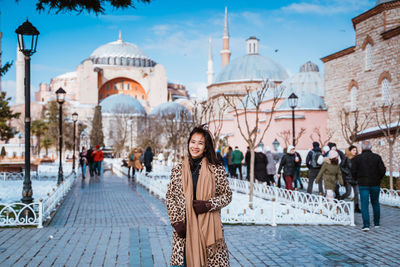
[341,145,361,212]
[315,150,344,199]
[128,148,135,178]
[133,147,144,173]
[166,125,232,267]
[79,146,88,179]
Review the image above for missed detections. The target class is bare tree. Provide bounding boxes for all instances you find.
[109,105,132,156]
[224,80,283,208]
[157,109,192,164]
[372,103,400,190]
[200,98,229,148]
[309,127,333,147]
[278,128,306,148]
[137,115,162,153]
[339,108,371,145]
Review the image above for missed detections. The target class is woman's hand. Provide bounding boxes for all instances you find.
[193,200,212,215]
[173,222,186,238]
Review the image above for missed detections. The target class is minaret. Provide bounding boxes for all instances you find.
[16,46,25,105]
[220,6,231,69]
[207,37,214,85]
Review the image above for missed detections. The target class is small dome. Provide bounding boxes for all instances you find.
[299,61,319,73]
[376,0,396,6]
[278,91,326,110]
[281,61,324,97]
[100,94,146,115]
[150,102,191,119]
[214,54,289,84]
[89,39,156,67]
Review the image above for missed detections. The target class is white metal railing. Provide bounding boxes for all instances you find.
[301,177,400,208]
[0,172,76,228]
[113,163,354,226]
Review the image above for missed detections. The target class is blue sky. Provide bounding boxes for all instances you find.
[1,0,376,102]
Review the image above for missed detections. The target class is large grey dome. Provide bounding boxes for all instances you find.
[214,54,289,84]
[89,39,156,67]
[100,94,146,115]
[278,91,326,110]
[375,0,396,6]
[150,102,191,119]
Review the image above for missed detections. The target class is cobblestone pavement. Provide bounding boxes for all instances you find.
[0,173,399,266]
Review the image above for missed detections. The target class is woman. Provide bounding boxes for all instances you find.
[341,145,361,212]
[264,147,276,186]
[293,150,303,190]
[128,148,135,178]
[277,146,297,190]
[315,150,344,199]
[166,126,232,267]
[133,147,144,173]
[254,145,268,183]
[79,146,88,179]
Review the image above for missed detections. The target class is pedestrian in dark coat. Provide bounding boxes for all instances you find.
[143,146,154,173]
[293,150,303,190]
[253,146,268,182]
[351,140,386,231]
[264,146,276,186]
[341,145,361,213]
[86,146,95,177]
[305,142,324,194]
[277,146,297,190]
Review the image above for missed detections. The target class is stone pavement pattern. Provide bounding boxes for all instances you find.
[0,172,399,266]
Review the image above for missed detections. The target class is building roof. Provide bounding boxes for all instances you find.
[278,91,326,110]
[281,61,324,97]
[214,54,289,84]
[150,101,191,119]
[88,36,156,67]
[100,94,146,115]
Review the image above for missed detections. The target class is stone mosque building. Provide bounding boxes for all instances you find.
[322,0,400,174]
[206,8,328,152]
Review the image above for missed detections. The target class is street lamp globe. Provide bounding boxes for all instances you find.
[288,93,298,109]
[72,112,78,122]
[272,139,280,151]
[56,87,66,104]
[15,19,40,56]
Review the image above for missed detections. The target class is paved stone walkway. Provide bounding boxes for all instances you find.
[0,173,399,266]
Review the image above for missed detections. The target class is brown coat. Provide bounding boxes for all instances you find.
[128,152,135,167]
[166,162,232,266]
[133,152,143,170]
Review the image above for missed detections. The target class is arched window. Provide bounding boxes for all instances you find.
[381,78,391,105]
[350,86,357,111]
[365,43,372,71]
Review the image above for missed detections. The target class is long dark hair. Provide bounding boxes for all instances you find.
[187,125,221,166]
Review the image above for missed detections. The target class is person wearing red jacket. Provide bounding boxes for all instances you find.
[91,145,104,176]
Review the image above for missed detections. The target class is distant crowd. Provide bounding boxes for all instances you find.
[217,140,386,231]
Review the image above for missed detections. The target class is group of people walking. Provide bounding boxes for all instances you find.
[78,145,104,178]
[127,146,154,178]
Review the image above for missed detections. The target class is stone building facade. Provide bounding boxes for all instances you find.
[321,0,400,174]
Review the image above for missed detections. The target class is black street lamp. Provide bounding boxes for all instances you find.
[288,93,298,146]
[56,87,66,185]
[272,138,280,152]
[16,19,39,204]
[72,112,78,174]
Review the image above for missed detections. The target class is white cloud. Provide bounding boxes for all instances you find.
[281,0,373,15]
[32,64,71,73]
[186,82,208,101]
[152,24,173,36]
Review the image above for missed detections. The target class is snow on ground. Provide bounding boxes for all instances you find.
[0,180,58,203]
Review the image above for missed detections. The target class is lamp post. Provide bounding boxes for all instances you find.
[272,138,280,152]
[72,112,78,174]
[288,93,298,146]
[16,19,39,204]
[56,87,66,185]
